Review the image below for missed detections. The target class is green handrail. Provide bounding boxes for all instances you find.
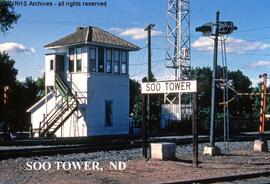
[55,74,69,99]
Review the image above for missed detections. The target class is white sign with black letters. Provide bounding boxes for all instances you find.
[141,80,197,94]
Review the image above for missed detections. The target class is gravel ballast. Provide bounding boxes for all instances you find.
[0,141,269,184]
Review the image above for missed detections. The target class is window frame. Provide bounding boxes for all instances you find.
[106,49,112,73]
[76,59,82,72]
[98,48,105,73]
[121,51,128,75]
[75,47,82,72]
[68,48,75,73]
[114,50,120,74]
[50,59,54,71]
[89,47,97,72]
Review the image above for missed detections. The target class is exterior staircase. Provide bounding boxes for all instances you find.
[39,74,85,137]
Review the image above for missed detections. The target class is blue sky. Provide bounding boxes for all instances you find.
[2,0,270,86]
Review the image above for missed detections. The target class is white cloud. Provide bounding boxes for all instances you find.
[0,42,36,54]
[192,37,213,52]
[110,27,162,40]
[192,37,270,54]
[246,60,270,69]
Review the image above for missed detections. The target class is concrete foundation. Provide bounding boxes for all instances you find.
[203,145,221,156]
[150,142,176,160]
[253,139,268,152]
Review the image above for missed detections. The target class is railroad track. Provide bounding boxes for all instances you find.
[0,140,143,160]
[165,171,270,184]
[0,134,268,160]
[0,136,208,160]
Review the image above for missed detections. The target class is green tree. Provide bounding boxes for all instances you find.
[0,52,18,122]
[0,0,20,33]
[190,66,254,124]
[190,67,212,125]
[10,77,42,131]
[0,53,44,132]
[129,79,142,128]
[35,75,45,98]
[227,69,253,119]
[130,79,141,115]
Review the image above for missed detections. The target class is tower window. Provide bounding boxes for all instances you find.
[69,48,74,72]
[76,47,82,72]
[106,49,112,73]
[76,59,82,72]
[114,50,120,74]
[89,48,96,72]
[121,51,127,74]
[98,48,104,73]
[50,60,54,71]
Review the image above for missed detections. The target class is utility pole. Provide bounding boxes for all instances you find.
[145,24,155,130]
[209,11,220,148]
[192,92,198,167]
[145,24,155,81]
[142,94,147,159]
[196,11,237,155]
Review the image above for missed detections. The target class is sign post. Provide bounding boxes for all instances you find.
[141,80,198,166]
[192,92,198,167]
[141,94,147,159]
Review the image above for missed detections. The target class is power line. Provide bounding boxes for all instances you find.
[130,59,164,77]
[139,46,270,57]
[234,25,270,34]
[193,50,270,56]
[130,58,165,66]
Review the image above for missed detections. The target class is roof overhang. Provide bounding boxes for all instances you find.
[45,41,141,51]
[27,91,54,113]
[45,52,66,56]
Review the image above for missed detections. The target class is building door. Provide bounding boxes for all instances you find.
[55,55,64,76]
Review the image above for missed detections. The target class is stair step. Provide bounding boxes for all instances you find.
[39,92,78,137]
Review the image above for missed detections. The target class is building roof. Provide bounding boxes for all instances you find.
[26,91,54,113]
[44,26,140,51]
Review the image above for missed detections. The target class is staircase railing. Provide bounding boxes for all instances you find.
[39,96,65,134]
[49,102,78,136]
[39,73,87,137]
[55,73,87,104]
[40,99,77,137]
[55,74,70,100]
[66,73,87,104]
[39,99,68,134]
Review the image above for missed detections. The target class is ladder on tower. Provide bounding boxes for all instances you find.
[163,0,191,123]
[39,74,86,137]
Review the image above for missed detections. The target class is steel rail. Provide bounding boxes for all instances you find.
[0,134,268,160]
[0,141,141,160]
[165,171,270,184]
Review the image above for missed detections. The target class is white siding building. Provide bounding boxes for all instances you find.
[27,26,140,137]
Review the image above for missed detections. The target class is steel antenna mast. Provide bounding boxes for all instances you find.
[163,0,191,122]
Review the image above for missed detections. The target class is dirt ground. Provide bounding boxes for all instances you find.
[51,151,270,184]
[1,148,270,184]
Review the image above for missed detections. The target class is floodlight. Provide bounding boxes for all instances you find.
[219,21,237,35]
[195,22,214,36]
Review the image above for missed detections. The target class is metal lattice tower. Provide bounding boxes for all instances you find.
[163,0,191,121]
